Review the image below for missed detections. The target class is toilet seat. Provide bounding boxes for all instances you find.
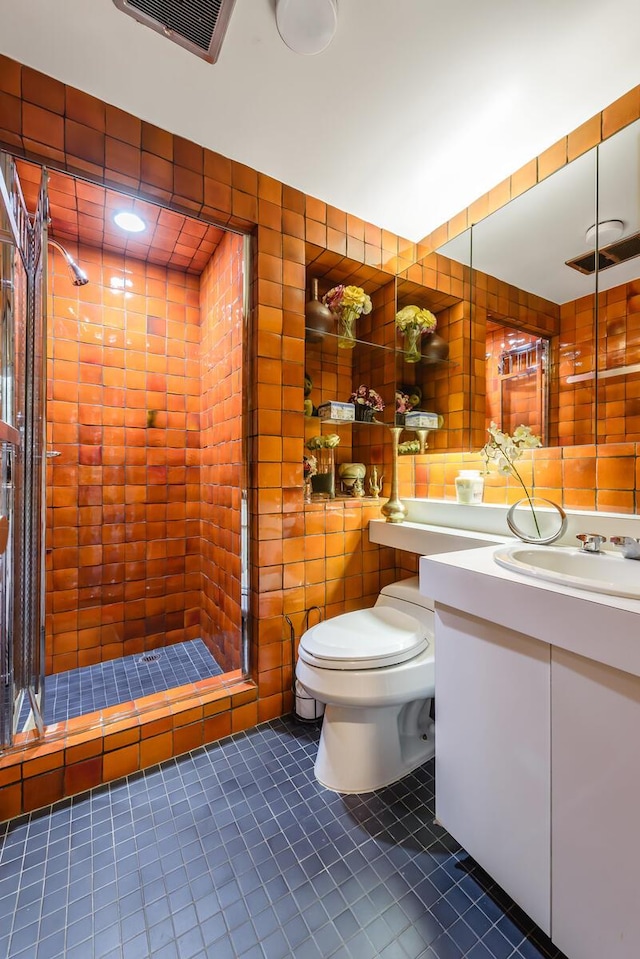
[298,606,429,670]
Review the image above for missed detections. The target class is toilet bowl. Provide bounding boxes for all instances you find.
[296,576,435,793]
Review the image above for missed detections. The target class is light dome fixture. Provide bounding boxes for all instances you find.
[275,0,337,56]
[114,211,146,233]
[584,219,624,248]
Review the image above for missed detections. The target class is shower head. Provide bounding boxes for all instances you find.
[47,238,89,287]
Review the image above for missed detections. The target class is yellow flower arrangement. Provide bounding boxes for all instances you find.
[395,305,437,333]
[323,284,372,317]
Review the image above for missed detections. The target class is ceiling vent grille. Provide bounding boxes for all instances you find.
[566,230,640,275]
[113,0,236,63]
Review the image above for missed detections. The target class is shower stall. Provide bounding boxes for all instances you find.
[0,153,249,749]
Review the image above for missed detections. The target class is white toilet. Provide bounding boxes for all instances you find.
[296,576,435,794]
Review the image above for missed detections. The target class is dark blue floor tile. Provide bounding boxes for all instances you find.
[1,717,567,959]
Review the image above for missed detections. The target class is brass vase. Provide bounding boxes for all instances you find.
[381,427,407,523]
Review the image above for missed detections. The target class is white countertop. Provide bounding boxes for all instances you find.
[368,518,507,554]
[420,545,640,679]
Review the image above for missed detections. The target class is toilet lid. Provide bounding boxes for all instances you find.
[298,607,429,670]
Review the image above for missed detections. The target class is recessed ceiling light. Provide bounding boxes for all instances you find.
[114,211,146,233]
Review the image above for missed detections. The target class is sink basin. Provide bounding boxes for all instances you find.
[493,545,640,599]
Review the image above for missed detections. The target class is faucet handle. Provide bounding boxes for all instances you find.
[610,535,640,559]
[576,533,607,553]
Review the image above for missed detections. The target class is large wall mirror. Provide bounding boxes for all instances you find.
[437,116,640,454]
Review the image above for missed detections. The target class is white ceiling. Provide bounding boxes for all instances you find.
[2,1,640,243]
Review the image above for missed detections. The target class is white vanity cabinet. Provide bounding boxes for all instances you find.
[420,545,640,959]
[551,648,640,959]
[435,607,551,935]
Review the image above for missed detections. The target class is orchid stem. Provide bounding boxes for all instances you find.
[505,455,541,538]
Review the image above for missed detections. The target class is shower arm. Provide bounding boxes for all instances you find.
[47,238,89,286]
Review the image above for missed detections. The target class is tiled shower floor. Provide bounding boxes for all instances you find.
[19,639,224,729]
[0,717,567,959]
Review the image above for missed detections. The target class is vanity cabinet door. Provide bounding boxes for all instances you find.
[551,648,640,959]
[435,606,551,934]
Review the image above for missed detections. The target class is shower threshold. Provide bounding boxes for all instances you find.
[18,639,224,730]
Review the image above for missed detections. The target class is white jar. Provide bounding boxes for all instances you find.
[455,469,484,505]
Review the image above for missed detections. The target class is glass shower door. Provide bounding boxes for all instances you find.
[0,153,47,747]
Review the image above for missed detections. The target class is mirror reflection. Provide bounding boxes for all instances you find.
[399,229,472,453]
[438,117,640,452]
[439,147,598,450]
[595,119,640,445]
[485,321,550,445]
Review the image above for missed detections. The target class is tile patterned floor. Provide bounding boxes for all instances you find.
[0,717,567,959]
[19,640,224,729]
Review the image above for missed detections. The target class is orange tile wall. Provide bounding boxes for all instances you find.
[199,232,245,670]
[46,244,202,673]
[404,442,640,515]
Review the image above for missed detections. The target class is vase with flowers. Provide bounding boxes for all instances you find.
[395,305,438,363]
[349,385,385,422]
[306,433,340,498]
[395,384,423,425]
[481,422,566,543]
[323,284,372,349]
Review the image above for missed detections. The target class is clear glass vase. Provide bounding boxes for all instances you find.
[337,307,358,349]
[506,496,567,544]
[310,447,335,498]
[403,326,422,363]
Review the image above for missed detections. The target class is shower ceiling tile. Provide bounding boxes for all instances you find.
[16,158,226,275]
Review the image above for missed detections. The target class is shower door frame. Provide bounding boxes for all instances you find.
[0,153,47,747]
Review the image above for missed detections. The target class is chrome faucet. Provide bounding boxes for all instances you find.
[576,533,607,553]
[610,536,640,560]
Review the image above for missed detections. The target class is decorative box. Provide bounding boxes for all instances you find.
[317,401,355,422]
[404,411,441,430]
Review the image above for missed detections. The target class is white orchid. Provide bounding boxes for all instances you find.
[481,422,542,535]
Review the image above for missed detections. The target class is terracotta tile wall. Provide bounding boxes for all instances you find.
[1,55,419,814]
[597,281,640,443]
[46,244,202,673]
[555,278,640,447]
[199,232,245,670]
[556,294,597,446]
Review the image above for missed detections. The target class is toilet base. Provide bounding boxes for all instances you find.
[315,699,435,794]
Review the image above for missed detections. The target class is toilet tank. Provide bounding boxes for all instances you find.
[376,576,434,628]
